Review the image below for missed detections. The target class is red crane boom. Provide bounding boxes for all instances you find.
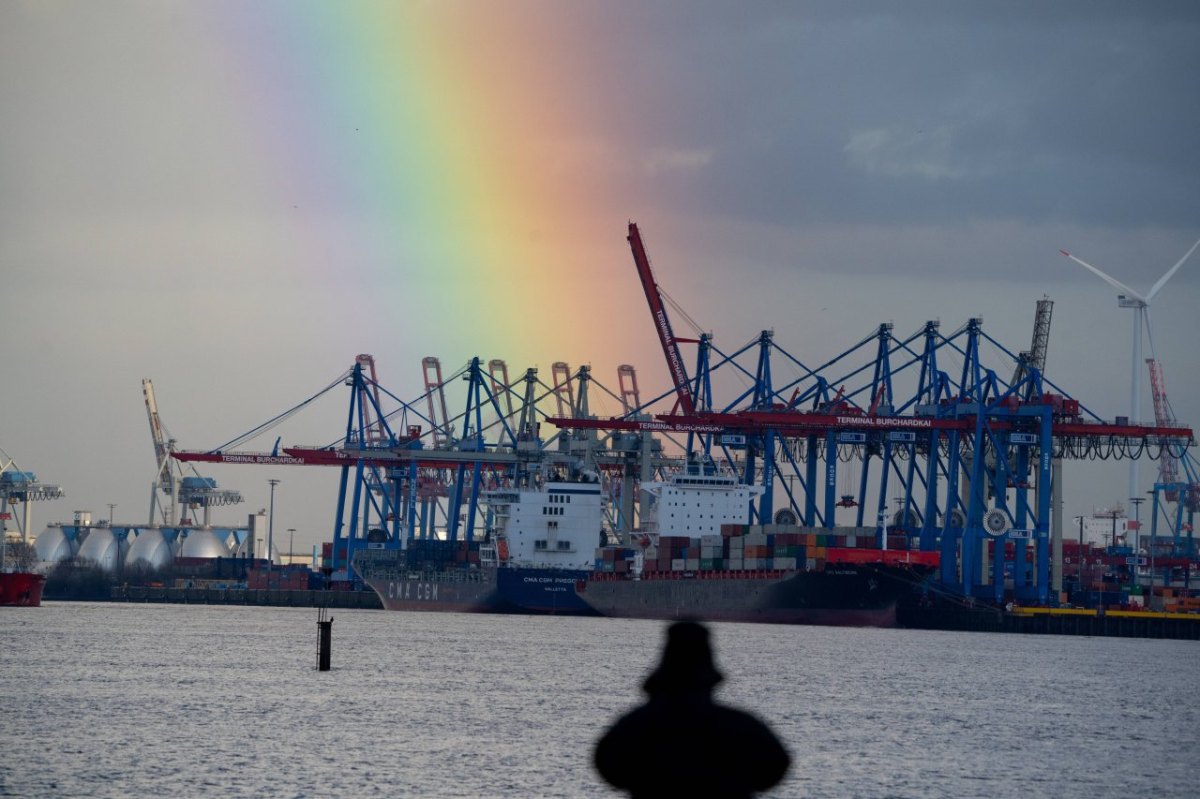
[1147,357,1180,496]
[627,222,696,416]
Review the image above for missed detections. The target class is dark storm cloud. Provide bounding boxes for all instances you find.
[575,1,1200,229]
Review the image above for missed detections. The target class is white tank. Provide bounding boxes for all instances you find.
[34,526,78,568]
[179,528,231,559]
[125,528,174,570]
[76,529,128,573]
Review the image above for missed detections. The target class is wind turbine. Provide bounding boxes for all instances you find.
[1060,237,1200,500]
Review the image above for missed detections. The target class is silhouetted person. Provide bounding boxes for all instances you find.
[594,621,790,798]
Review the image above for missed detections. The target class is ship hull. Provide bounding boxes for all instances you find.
[364,571,497,613]
[0,572,46,607]
[575,564,926,627]
[362,566,596,615]
[494,568,595,614]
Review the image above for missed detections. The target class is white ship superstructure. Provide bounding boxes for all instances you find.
[643,466,765,537]
[486,479,604,570]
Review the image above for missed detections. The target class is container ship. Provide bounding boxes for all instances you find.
[355,473,605,615]
[574,467,937,626]
[578,535,936,627]
[356,463,935,625]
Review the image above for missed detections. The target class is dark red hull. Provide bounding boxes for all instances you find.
[0,572,46,607]
[576,563,932,627]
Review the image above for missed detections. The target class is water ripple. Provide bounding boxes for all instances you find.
[1,604,1196,798]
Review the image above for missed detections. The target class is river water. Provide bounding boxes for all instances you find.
[1,602,1196,798]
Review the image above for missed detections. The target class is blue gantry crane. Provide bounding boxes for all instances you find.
[550,223,1195,605]
[173,224,1195,605]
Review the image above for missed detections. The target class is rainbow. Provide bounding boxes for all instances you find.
[199,3,641,379]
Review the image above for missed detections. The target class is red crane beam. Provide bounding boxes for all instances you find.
[547,412,1193,442]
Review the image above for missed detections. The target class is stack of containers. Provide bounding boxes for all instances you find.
[743,530,769,570]
[633,524,939,576]
[406,539,481,570]
[726,530,744,570]
[247,566,312,590]
[772,531,804,571]
[803,532,826,570]
[1061,541,1110,591]
[643,541,658,565]
[1154,588,1200,613]
[658,535,690,572]
[699,535,723,570]
[454,541,482,565]
[594,546,636,573]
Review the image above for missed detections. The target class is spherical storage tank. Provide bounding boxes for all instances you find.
[124,528,174,570]
[34,525,79,569]
[179,527,232,559]
[76,529,129,573]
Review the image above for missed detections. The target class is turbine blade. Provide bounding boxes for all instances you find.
[1059,250,1144,300]
[1146,237,1200,301]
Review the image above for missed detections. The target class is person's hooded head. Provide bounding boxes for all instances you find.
[642,621,724,697]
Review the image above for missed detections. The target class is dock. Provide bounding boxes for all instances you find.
[899,603,1200,640]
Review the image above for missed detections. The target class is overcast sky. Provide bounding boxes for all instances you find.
[2,1,1197,550]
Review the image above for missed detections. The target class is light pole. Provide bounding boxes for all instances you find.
[287,528,295,565]
[1129,497,1144,547]
[1072,515,1085,603]
[267,479,280,569]
[1148,489,1157,598]
[1132,494,1142,587]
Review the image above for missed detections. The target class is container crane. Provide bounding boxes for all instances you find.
[628,222,696,416]
[1147,358,1181,500]
[143,378,177,524]
[487,359,516,432]
[143,379,242,525]
[1011,296,1053,396]
[0,448,63,548]
[514,368,542,449]
[551,362,576,419]
[617,365,641,415]
[355,354,388,446]
[548,225,1196,605]
[422,357,453,448]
